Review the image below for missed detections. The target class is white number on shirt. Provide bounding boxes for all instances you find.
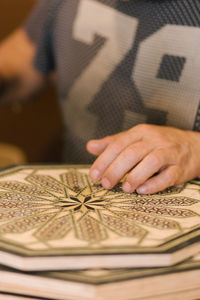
[133,25,200,129]
[63,0,138,138]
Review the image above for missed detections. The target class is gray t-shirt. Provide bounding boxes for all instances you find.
[25,0,200,163]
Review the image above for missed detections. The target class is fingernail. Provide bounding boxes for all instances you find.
[102,177,111,189]
[90,169,100,181]
[123,182,132,193]
[136,186,147,194]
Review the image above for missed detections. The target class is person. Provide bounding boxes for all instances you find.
[0,0,200,195]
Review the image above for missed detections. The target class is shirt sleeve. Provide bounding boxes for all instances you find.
[24,0,60,74]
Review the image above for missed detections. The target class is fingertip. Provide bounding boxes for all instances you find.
[86,140,98,152]
[86,140,105,155]
[136,185,148,194]
[102,177,112,189]
[90,168,100,181]
[122,182,132,193]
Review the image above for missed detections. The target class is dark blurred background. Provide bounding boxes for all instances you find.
[0,0,63,163]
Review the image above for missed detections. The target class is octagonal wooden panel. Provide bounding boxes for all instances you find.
[0,165,199,271]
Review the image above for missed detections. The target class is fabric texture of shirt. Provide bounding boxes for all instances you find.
[25,0,200,163]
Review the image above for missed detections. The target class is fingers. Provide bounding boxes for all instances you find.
[89,135,178,194]
[136,166,180,194]
[101,141,152,189]
[87,124,192,194]
[89,130,141,181]
[122,149,171,193]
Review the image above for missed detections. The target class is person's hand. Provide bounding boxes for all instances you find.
[87,124,200,194]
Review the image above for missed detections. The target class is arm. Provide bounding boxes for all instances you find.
[0,28,46,104]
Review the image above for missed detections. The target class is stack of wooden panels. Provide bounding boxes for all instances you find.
[0,165,199,299]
